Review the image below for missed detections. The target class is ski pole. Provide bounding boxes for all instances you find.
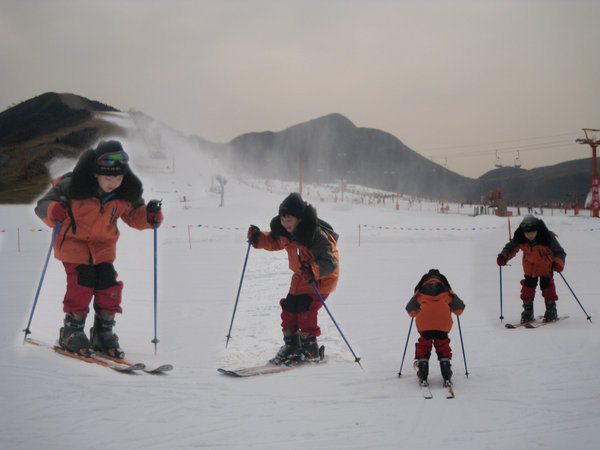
[296,249,362,367]
[456,316,469,378]
[397,317,414,377]
[23,221,60,342]
[225,241,252,347]
[309,280,362,368]
[557,272,592,323]
[151,223,160,353]
[499,265,504,322]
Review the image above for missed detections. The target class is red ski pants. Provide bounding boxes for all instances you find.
[63,262,123,316]
[520,275,557,303]
[279,292,327,337]
[414,330,452,360]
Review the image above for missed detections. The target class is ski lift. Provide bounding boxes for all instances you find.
[494,150,503,168]
[514,151,522,168]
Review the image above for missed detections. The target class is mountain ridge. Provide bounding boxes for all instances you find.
[0,92,592,205]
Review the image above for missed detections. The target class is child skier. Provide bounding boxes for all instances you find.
[405,269,465,384]
[496,215,566,324]
[34,140,163,358]
[246,192,339,364]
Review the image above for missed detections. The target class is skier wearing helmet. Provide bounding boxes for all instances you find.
[496,215,566,324]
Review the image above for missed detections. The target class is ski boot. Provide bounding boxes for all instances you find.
[269,332,300,365]
[59,313,93,356]
[90,311,125,359]
[299,333,321,361]
[440,358,453,385]
[520,301,534,324]
[416,359,429,383]
[543,301,558,323]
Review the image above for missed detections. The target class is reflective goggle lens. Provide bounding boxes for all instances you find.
[97,151,129,167]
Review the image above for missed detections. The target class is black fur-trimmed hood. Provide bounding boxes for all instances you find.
[269,204,317,246]
[414,269,452,293]
[511,218,553,246]
[269,204,338,246]
[66,149,144,203]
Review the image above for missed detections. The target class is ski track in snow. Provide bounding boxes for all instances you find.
[1,150,599,449]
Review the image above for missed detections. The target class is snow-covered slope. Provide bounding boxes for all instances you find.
[1,140,599,449]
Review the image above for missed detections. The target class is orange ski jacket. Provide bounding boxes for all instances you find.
[406,275,465,333]
[500,220,566,277]
[252,209,339,296]
[34,150,153,265]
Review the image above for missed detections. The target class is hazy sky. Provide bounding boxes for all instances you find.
[1,0,599,178]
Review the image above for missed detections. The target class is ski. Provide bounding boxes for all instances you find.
[505,315,543,329]
[218,346,325,377]
[444,380,455,399]
[419,380,433,399]
[413,361,433,398]
[525,315,569,328]
[94,351,173,374]
[25,338,145,373]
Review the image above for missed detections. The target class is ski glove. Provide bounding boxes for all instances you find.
[551,260,564,273]
[496,254,507,266]
[146,199,163,226]
[247,225,260,245]
[300,265,315,283]
[49,202,68,223]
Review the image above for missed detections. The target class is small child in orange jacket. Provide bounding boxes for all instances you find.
[34,140,163,358]
[405,269,465,383]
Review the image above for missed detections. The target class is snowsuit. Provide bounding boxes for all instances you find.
[251,205,339,337]
[499,219,566,305]
[406,271,465,360]
[34,149,153,316]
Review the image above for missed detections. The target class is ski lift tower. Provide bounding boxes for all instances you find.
[576,128,600,218]
[216,175,227,207]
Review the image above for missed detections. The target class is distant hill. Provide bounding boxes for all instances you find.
[0,92,593,205]
[221,113,474,200]
[0,92,124,203]
[220,113,591,203]
[476,159,591,204]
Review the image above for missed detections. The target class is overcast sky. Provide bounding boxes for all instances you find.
[1,0,599,178]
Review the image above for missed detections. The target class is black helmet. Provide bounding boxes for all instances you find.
[520,215,540,232]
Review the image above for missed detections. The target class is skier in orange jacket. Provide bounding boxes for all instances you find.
[406,269,465,383]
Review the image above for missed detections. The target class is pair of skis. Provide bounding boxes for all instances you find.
[25,337,173,374]
[419,379,454,399]
[218,346,326,377]
[504,315,569,329]
[412,362,454,399]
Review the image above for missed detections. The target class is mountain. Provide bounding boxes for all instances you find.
[221,113,474,200]
[0,92,593,205]
[0,92,123,203]
[221,113,592,204]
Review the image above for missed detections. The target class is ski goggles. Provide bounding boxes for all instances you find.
[520,218,537,231]
[96,150,129,167]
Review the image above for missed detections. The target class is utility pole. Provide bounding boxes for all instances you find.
[298,155,306,197]
[576,128,600,218]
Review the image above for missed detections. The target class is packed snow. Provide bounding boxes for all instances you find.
[1,138,599,449]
